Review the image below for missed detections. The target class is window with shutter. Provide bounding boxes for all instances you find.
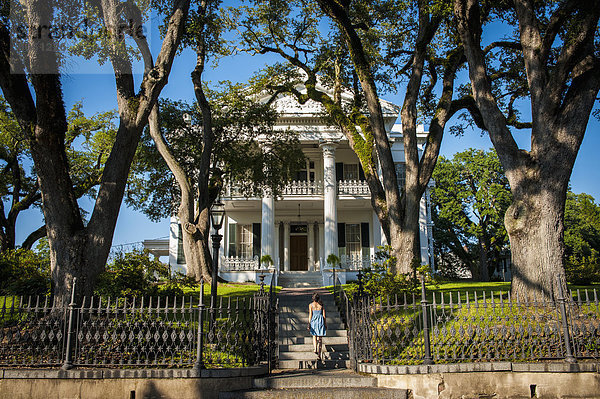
[346,223,361,257]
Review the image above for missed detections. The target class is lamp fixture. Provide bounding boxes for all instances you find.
[210,198,226,230]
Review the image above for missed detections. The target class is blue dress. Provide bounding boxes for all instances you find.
[310,308,326,336]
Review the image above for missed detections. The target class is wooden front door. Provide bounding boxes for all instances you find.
[290,235,308,271]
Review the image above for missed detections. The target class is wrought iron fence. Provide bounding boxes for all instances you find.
[337,280,600,367]
[0,274,278,370]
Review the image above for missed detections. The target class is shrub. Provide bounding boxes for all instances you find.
[565,254,600,285]
[0,249,50,296]
[94,249,172,298]
[354,246,418,301]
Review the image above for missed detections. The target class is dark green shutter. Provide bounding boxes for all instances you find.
[361,222,370,248]
[252,223,261,258]
[338,223,345,248]
[336,163,344,182]
[358,164,365,181]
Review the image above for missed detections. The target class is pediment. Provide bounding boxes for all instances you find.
[260,81,400,120]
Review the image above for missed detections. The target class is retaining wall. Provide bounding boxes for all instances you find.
[0,367,266,399]
[360,362,600,399]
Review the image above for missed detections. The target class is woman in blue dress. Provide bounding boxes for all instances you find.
[308,292,327,360]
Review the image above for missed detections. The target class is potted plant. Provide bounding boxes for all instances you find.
[260,254,274,269]
[326,254,341,289]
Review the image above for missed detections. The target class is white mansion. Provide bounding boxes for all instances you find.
[144,85,435,286]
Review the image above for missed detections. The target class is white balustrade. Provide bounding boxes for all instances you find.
[340,254,374,270]
[337,180,370,196]
[221,255,260,271]
[282,180,323,196]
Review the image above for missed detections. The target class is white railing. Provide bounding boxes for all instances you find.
[340,255,374,270]
[222,184,246,198]
[223,180,323,198]
[337,180,370,196]
[224,179,369,198]
[221,255,260,271]
[281,180,323,196]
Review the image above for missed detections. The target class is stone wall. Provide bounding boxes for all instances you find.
[0,367,265,399]
[361,362,600,399]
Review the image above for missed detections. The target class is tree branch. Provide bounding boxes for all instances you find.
[21,225,47,250]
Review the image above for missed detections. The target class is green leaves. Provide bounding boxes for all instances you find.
[127,81,305,220]
[564,191,600,284]
[431,148,511,277]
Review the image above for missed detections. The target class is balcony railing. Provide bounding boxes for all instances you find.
[282,180,323,196]
[221,255,260,271]
[337,179,370,196]
[340,254,374,270]
[224,179,370,198]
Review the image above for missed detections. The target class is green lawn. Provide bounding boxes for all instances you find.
[331,280,599,303]
[428,281,598,302]
[0,282,281,311]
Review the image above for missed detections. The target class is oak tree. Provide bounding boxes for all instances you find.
[454,0,600,299]
[0,0,190,304]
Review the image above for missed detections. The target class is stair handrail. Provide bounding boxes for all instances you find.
[332,275,359,370]
[267,269,278,374]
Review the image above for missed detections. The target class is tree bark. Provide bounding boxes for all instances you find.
[477,235,489,282]
[0,0,190,305]
[454,0,600,300]
[21,225,47,250]
[317,0,472,276]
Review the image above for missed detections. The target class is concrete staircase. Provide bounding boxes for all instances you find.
[218,286,409,398]
[278,271,323,288]
[277,288,349,369]
[219,370,408,398]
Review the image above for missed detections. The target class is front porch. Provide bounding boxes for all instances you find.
[218,255,375,287]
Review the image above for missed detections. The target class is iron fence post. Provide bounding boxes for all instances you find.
[357,269,364,298]
[556,277,576,363]
[62,277,77,370]
[194,279,205,370]
[420,278,433,365]
[210,233,222,343]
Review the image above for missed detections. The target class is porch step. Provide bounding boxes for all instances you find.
[254,370,377,389]
[219,370,408,399]
[279,351,349,360]
[279,329,347,338]
[277,359,350,369]
[279,343,348,352]
[278,336,348,345]
[219,387,407,399]
[277,288,349,370]
[278,272,323,288]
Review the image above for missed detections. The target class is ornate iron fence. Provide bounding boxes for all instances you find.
[0,296,66,367]
[338,280,600,367]
[0,274,278,370]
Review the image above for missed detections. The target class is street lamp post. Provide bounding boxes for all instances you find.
[209,198,225,342]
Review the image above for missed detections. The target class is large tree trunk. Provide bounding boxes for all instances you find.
[0,0,190,305]
[454,0,600,300]
[396,189,422,276]
[180,205,213,282]
[477,236,489,282]
[505,182,567,301]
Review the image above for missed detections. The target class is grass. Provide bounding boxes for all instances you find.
[335,280,600,364]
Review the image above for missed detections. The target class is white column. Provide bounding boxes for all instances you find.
[318,223,324,271]
[308,222,315,271]
[274,222,280,271]
[261,193,275,262]
[284,222,290,271]
[320,140,338,260]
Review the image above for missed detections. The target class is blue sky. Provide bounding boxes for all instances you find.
[11,16,600,250]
